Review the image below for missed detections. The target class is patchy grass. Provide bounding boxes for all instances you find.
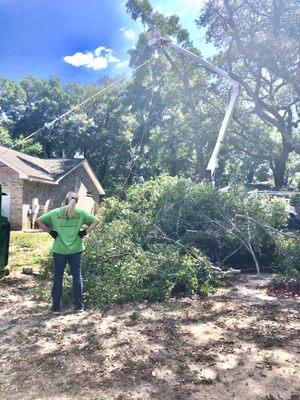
[9,231,52,271]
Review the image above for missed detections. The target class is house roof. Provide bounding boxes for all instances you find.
[0,145,105,194]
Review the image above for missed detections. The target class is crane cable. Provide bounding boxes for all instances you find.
[0,54,157,158]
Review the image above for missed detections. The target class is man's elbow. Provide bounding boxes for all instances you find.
[37,218,45,229]
[91,218,100,228]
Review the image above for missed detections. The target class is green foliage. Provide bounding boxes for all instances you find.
[82,176,215,305]
[271,272,299,295]
[83,219,212,305]
[0,77,26,122]
[272,236,300,278]
[271,274,287,289]
[79,175,291,306]
[36,175,298,306]
[270,226,300,293]
[1,3,299,191]
[197,0,300,188]
[0,126,13,146]
[290,194,300,210]
[9,232,52,271]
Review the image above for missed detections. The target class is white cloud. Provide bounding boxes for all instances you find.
[64,46,119,70]
[116,60,129,69]
[120,27,136,41]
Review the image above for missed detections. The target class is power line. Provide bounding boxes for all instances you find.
[0,55,157,158]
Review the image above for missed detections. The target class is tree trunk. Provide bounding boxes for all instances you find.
[270,138,289,189]
[246,163,256,184]
[45,142,52,158]
[180,75,206,181]
[272,156,287,189]
[193,126,206,182]
[161,49,206,181]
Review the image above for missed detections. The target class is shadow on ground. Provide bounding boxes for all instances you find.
[0,274,299,400]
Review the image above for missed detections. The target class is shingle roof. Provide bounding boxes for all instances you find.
[0,145,84,183]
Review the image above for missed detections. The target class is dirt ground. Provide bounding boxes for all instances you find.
[0,272,299,400]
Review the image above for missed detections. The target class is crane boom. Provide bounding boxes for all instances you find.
[147,29,241,180]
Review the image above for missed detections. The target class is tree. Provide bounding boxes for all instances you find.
[75,79,137,193]
[0,126,13,147]
[218,104,290,186]
[12,76,76,157]
[126,0,218,181]
[0,74,136,193]
[0,78,26,124]
[198,0,300,188]
[0,125,43,156]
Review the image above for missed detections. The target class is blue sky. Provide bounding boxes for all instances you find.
[0,0,214,85]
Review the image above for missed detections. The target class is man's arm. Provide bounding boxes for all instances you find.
[36,218,51,233]
[37,218,58,238]
[86,218,100,234]
[79,218,100,238]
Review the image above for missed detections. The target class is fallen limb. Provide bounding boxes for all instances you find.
[211,265,241,277]
[235,214,300,241]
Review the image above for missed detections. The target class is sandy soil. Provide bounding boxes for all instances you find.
[0,273,299,400]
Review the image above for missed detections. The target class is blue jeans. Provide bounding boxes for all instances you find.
[52,252,83,310]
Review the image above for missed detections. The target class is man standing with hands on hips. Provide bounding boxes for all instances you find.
[37,191,100,314]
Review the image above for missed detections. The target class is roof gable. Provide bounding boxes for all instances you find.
[0,145,105,194]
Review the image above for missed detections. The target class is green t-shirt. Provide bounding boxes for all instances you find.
[39,207,96,254]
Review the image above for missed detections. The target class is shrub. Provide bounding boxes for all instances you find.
[81,175,290,306]
[270,273,299,295]
[290,193,300,212]
[82,220,213,305]
[272,236,300,278]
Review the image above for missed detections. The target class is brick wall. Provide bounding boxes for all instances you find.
[0,163,23,230]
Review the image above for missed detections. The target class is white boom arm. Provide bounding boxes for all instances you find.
[147,29,240,179]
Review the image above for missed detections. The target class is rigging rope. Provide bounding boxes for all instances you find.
[0,54,157,158]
